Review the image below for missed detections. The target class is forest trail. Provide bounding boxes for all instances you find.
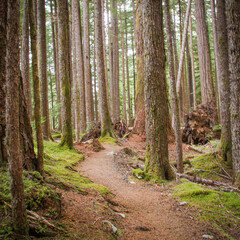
[78,143,220,240]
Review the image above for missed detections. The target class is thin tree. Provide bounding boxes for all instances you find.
[72,0,86,133]
[189,15,197,109]
[124,5,133,126]
[164,0,183,173]
[142,0,174,180]
[29,0,44,175]
[6,0,28,234]
[93,18,98,122]
[37,0,51,139]
[83,0,94,127]
[216,0,232,165]
[0,0,7,165]
[21,0,32,119]
[226,0,240,185]
[133,0,145,135]
[111,0,120,123]
[57,0,73,148]
[186,35,193,109]
[119,3,127,122]
[94,0,114,137]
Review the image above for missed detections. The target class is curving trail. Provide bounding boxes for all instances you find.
[79,144,221,240]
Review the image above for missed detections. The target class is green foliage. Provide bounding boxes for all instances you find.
[43,141,110,195]
[174,182,240,238]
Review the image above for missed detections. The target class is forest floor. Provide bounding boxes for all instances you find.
[59,134,228,240]
[1,134,239,239]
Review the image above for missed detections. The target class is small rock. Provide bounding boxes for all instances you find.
[107,151,115,156]
[130,181,136,184]
[180,201,187,206]
[202,234,214,239]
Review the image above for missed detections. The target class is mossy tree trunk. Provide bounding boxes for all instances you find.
[0,0,7,166]
[216,0,232,165]
[142,0,174,180]
[29,0,44,175]
[133,0,145,135]
[37,0,51,140]
[57,0,73,149]
[83,0,94,127]
[6,0,28,234]
[226,0,240,185]
[94,0,113,138]
[164,0,183,173]
[21,0,32,119]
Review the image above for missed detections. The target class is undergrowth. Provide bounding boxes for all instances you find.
[174,182,240,239]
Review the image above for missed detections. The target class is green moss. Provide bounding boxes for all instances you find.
[99,136,117,145]
[132,168,166,184]
[174,182,240,238]
[43,141,110,195]
[52,133,62,139]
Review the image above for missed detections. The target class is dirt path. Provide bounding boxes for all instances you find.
[79,144,221,240]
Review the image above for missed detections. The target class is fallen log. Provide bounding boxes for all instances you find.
[176,173,240,193]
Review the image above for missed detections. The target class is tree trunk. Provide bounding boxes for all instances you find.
[216,0,232,165]
[0,0,7,166]
[37,0,51,140]
[210,0,220,116]
[93,20,98,122]
[49,71,55,130]
[83,0,94,127]
[226,0,240,185]
[73,0,86,133]
[111,0,120,123]
[164,0,183,173]
[71,0,80,142]
[21,0,32,119]
[142,0,174,180]
[194,0,215,105]
[51,0,61,131]
[29,0,44,175]
[6,0,28,234]
[189,15,197,109]
[133,0,145,135]
[119,4,127,123]
[95,0,114,137]
[57,0,73,148]
[124,6,133,126]
[186,34,193,109]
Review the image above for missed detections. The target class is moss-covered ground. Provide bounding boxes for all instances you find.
[174,181,240,239]
[0,140,110,239]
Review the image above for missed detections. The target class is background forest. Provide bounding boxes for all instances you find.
[0,0,240,239]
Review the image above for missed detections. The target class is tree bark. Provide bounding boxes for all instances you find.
[119,4,127,123]
[6,0,28,234]
[93,19,98,122]
[142,0,174,180]
[186,34,193,109]
[0,0,7,166]
[111,0,120,123]
[94,0,113,137]
[226,0,240,185]
[72,0,86,133]
[133,0,145,135]
[57,0,73,148]
[164,0,183,173]
[71,0,80,142]
[194,0,215,104]
[124,6,133,126]
[216,0,232,165]
[189,15,197,109]
[21,0,32,119]
[37,0,51,140]
[29,0,44,175]
[83,0,94,127]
